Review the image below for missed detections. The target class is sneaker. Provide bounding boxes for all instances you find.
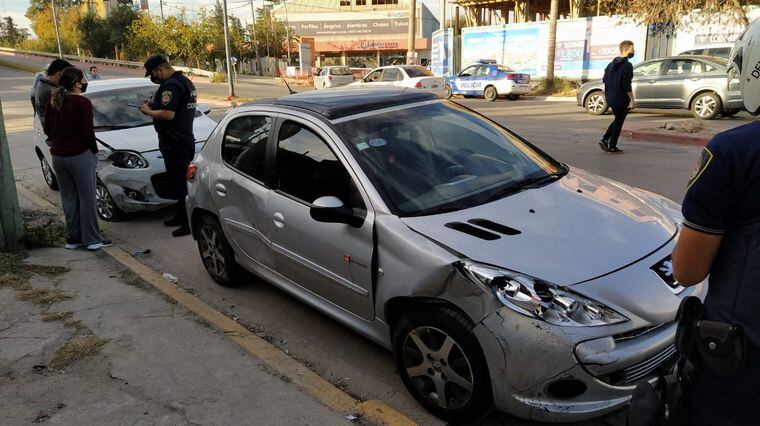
[164,217,183,227]
[609,147,624,153]
[171,225,191,237]
[64,243,83,250]
[86,239,113,251]
[598,141,610,152]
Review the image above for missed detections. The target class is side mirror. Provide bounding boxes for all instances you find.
[310,196,363,227]
[198,104,211,115]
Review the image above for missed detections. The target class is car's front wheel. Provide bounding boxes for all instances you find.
[484,86,498,102]
[444,84,453,99]
[691,92,721,120]
[584,91,608,115]
[393,306,492,423]
[507,94,519,101]
[197,214,240,287]
[95,182,124,221]
[40,156,59,190]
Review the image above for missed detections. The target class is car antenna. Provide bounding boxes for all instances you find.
[280,72,297,95]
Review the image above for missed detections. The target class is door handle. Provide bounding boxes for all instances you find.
[273,212,285,229]
[215,183,227,196]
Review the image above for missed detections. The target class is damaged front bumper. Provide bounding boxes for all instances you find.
[97,150,175,213]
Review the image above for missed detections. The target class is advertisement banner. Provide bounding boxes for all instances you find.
[462,25,541,75]
[431,29,453,76]
[290,18,411,37]
[674,7,760,54]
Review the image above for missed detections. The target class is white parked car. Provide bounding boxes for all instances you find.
[349,65,446,97]
[33,78,217,221]
[313,66,354,90]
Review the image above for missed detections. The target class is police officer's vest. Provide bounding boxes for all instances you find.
[704,219,760,347]
[153,72,196,137]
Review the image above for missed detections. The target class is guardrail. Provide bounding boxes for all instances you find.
[0,47,214,77]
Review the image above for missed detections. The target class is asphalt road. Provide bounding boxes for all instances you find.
[2,63,752,425]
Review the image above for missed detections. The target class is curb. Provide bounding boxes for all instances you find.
[523,95,577,102]
[15,184,417,426]
[621,129,710,146]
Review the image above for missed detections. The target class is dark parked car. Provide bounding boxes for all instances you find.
[577,55,743,119]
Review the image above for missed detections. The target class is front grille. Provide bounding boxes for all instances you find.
[613,322,671,343]
[603,344,678,386]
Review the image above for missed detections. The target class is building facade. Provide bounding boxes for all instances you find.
[273,0,439,68]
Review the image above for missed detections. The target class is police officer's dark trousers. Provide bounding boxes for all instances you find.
[158,133,193,227]
[688,219,760,425]
[603,107,628,149]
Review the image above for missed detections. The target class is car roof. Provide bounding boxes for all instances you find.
[84,78,154,94]
[243,87,439,120]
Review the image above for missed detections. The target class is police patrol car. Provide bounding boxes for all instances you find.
[444,59,531,101]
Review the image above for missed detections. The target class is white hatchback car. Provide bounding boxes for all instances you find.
[313,66,354,90]
[349,65,446,97]
[33,78,217,221]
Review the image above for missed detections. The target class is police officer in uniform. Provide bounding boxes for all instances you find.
[140,55,197,237]
[672,22,760,426]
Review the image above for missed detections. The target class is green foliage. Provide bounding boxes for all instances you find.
[209,72,227,83]
[0,17,31,47]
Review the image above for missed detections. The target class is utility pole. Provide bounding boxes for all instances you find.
[406,0,416,64]
[439,0,446,31]
[0,98,23,250]
[250,0,260,74]
[283,1,291,64]
[159,0,164,21]
[51,0,63,58]
[221,0,235,97]
[546,0,559,91]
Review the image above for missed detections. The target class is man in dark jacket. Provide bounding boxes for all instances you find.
[600,41,636,153]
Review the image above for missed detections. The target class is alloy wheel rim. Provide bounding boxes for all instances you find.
[588,95,605,112]
[95,185,114,219]
[485,88,496,99]
[41,159,54,186]
[402,326,474,410]
[695,96,716,117]
[200,226,226,277]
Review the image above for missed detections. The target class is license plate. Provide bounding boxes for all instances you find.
[650,254,682,292]
[517,79,528,84]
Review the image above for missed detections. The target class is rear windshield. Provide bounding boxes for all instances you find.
[496,65,515,72]
[402,66,434,78]
[330,67,352,76]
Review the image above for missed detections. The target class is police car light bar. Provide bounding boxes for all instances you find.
[476,59,498,64]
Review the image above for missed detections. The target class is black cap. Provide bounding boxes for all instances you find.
[143,54,168,77]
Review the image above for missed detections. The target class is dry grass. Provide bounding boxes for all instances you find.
[532,77,581,97]
[17,288,72,306]
[19,210,67,249]
[50,335,108,370]
[42,311,73,322]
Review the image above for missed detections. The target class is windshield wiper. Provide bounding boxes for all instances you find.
[483,167,568,204]
[93,123,153,131]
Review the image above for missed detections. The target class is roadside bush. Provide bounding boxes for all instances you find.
[532,77,581,97]
[209,72,227,84]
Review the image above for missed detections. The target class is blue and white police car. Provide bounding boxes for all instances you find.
[444,60,531,101]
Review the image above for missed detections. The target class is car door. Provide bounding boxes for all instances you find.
[212,113,276,270]
[266,116,375,320]
[381,67,403,87]
[313,68,325,89]
[657,59,700,108]
[453,65,478,94]
[631,60,666,107]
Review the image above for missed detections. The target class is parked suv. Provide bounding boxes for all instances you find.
[577,55,742,119]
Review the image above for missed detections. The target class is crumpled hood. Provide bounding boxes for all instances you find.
[95,115,217,153]
[401,168,681,286]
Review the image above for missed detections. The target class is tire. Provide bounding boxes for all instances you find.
[484,86,498,102]
[444,84,453,99]
[584,91,608,115]
[506,94,519,101]
[691,92,721,120]
[393,306,492,423]
[722,108,740,117]
[40,155,59,190]
[196,214,240,287]
[95,182,124,221]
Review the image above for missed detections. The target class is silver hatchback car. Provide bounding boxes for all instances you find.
[186,88,706,423]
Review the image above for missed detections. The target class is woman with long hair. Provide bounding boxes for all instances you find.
[43,67,111,251]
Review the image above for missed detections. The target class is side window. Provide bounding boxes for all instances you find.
[365,69,382,82]
[222,116,271,182]
[459,66,476,77]
[276,121,360,208]
[474,66,489,77]
[633,60,664,76]
[702,62,718,73]
[382,68,401,81]
[665,60,697,75]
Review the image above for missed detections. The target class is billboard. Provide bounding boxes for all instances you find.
[290,18,411,37]
[673,7,760,54]
[431,29,453,76]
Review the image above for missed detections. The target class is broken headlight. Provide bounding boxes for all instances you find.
[108,151,148,169]
[458,260,628,327]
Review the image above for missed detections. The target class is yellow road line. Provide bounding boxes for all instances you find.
[15,183,417,426]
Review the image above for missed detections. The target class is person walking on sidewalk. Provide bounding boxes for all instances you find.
[600,41,636,154]
[43,67,111,251]
[139,55,197,237]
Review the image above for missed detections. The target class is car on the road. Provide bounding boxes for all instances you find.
[33,78,216,221]
[313,66,354,90]
[348,65,446,97]
[444,60,531,101]
[186,87,705,424]
[577,55,743,119]
[678,46,732,59]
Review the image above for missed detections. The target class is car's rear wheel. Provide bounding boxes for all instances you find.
[95,182,124,221]
[40,156,59,190]
[691,92,721,120]
[507,94,519,101]
[393,306,492,423]
[584,91,608,115]
[484,86,498,102]
[197,214,240,287]
[444,84,453,99]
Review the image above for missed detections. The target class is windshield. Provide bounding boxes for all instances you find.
[403,66,434,78]
[331,67,353,76]
[335,101,562,216]
[87,87,155,130]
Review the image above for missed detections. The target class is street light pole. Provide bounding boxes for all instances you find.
[407,0,416,64]
[250,0,260,73]
[51,0,63,58]
[283,1,291,64]
[221,0,235,97]
[159,0,164,21]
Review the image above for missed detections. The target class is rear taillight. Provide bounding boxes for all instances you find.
[505,73,516,80]
[328,75,333,81]
[414,81,423,89]
[186,163,198,180]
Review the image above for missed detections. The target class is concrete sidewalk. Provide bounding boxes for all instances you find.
[0,243,349,424]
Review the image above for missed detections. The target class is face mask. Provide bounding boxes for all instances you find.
[150,74,163,84]
[627,52,635,59]
[79,82,88,93]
